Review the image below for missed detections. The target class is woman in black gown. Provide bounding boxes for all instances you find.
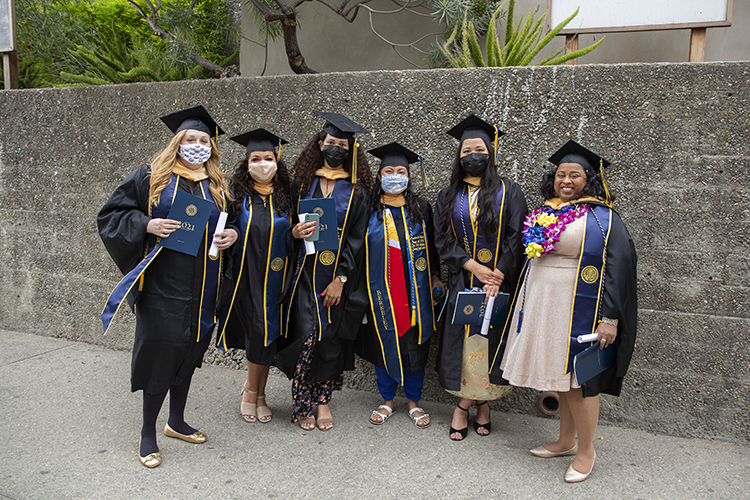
[357,142,445,429]
[434,114,528,441]
[215,128,292,424]
[98,106,238,467]
[276,112,371,431]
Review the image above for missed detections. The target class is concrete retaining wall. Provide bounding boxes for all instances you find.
[1,62,748,442]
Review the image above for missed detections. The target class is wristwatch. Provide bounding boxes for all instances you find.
[336,275,348,283]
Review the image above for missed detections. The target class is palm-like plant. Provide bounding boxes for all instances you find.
[439,0,603,67]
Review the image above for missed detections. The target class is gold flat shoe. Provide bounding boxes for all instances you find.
[530,443,578,458]
[138,439,161,468]
[163,423,207,444]
[565,452,596,483]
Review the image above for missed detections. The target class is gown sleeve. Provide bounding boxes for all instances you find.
[600,211,638,378]
[494,179,529,289]
[434,187,472,273]
[333,187,370,280]
[421,198,441,277]
[97,164,152,275]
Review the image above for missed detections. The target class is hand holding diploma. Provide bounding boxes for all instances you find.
[210,213,237,255]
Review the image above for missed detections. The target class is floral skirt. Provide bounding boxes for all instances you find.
[447,334,512,401]
[290,330,343,422]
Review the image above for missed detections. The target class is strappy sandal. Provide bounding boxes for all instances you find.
[449,403,470,441]
[298,416,315,431]
[240,383,256,423]
[256,395,272,423]
[370,404,394,425]
[473,400,491,436]
[408,407,431,429]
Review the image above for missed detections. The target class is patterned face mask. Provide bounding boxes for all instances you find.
[381,174,409,194]
[179,143,212,165]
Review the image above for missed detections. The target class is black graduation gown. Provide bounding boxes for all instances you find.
[221,192,286,365]
[97,164,237,394]
[355,197,440,374]
[433,178,528,391]
[274,178,370,382]
[580,202,638,397]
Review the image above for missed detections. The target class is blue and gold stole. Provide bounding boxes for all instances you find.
[563,203,612,373]
[450,179,506,336]
[365,206,436,383]
[101,173,224,342]
[215,195,290,350]
[287,176,355,340]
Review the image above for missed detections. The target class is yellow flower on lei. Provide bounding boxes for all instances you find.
[535,213,557,227]
[525,242,543,258]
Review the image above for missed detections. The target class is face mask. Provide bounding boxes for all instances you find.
[248,160,277,184]
[460,153,490,177]
[179,143,212,165]
[381,174,409,195]
[322,144,349,168]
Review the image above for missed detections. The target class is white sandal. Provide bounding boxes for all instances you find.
[409,407,431,429]
[370,404,394,425]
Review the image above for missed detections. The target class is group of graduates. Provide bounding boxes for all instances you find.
[98,105,637,483]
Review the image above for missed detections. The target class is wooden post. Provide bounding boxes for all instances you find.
[565,34,578,66]
[689,28,706,62]
[3,51,19,89]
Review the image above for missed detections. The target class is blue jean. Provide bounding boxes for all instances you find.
[375,365,425,402]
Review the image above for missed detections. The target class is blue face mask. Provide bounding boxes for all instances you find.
[381,174,409,195]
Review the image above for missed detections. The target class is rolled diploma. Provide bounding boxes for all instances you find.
[480,295,495,336]
[299,214,316,255]
[577,333,599,343]
[208,212,228,258]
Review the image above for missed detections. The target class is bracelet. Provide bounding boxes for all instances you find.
[600,317,619,327]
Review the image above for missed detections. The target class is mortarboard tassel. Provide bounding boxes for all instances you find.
[277,136,282,161]
[352,137,359,185]
[493,126,499,164]
[599,157,612,206]
[419,154,428,189]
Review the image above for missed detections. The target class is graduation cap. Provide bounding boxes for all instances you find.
[314,111,369,185]
[314,111,368,139]
[446,114,504,156]
[160,105,225,139]
[230,128,288,158]
[548,140,612,205]
[548,140,611,170]
[369,142,428,188]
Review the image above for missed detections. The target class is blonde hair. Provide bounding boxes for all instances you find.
[148,130,232,210]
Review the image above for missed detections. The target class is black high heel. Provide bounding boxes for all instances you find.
[473,400,491,436]
[449,403,470,441]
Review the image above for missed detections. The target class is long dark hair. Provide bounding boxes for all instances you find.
[229,153,292,216]
[437,142,503,240]
[540,163,615,202]
[293,130,372,196]
[370,174,424,223]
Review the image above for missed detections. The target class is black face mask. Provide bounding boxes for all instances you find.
[322,145,349,168]
[460,153,490,177]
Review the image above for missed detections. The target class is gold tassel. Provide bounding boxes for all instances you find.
[493,126,499,163]
[352,137,359,185]
[599,158,612,206]
[277,136,282,161]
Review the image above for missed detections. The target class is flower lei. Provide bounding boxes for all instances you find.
[522,204,590,258]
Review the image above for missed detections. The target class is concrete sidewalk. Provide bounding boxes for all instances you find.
[0,329,747,500]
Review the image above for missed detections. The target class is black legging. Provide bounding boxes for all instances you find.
[139,374,195,456]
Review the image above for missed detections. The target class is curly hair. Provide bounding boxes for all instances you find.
[540,163,615,202]
[437,143,503,240]
[293,130,372,195]
[229,153,292,216]
[370,175,424,224]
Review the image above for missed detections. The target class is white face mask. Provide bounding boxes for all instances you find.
[179,143,212,165]
[248,160,278,184]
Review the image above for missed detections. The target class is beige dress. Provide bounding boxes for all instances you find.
[500,215,587,392]
[447,184,512,401]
